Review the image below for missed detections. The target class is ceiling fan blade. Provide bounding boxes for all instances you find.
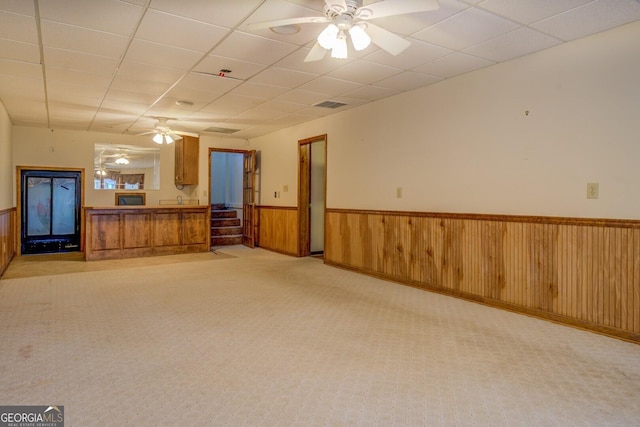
[357,0,440,20]
[247,16,328,31]
[364,23,411,55]
[304,43,328,62]
[135,131,156,136]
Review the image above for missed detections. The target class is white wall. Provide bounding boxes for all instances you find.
[251,21,640,220]
[0,101,11,209]
[11,127,248,206]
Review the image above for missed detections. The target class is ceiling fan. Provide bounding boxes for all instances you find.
[248,0,440,62]
[133,117,199,144]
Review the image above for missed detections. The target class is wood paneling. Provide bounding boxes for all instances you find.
[325,209,640,343]
[154,212,182,247]
[85,206,209,260]
[257,206,298,256]
[123,213,152,248]
[90,213,121,250]
[183,211,208,245]
[0,208,16,277]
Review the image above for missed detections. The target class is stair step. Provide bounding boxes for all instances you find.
[211,218,241,227]
[211,209,238,219]
[211,203,226,210]
[211,235,242,246]
[211,226,243,236]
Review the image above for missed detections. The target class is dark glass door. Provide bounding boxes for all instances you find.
[21,170,82,254]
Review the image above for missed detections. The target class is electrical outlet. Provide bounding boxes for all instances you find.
[587,183,599,199]
[283,185,288,192]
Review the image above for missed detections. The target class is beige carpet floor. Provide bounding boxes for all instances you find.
[0,245,639,426]
[1,249,234,279]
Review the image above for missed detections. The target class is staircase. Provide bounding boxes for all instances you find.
[210,204,243,246]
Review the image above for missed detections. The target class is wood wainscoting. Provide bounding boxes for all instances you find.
[325,209,640,343]
[257,206,298,256]
[0,207,16,277]
[85,205,210,261]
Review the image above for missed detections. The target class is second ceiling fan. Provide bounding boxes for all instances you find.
[248,0,440,62]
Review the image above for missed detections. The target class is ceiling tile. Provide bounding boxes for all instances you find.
[199,94,264,116]
[0,39,39,63]
[193,55,267,81]
[125,39,204,70]
[210,31,299,66]
[38,0,143,36]
[242,0,324,45]
[478,0,593,24]
[531,0,640,41]
[342,84,402,101]
[263,99,308,115]
[275,89,328,106]
[413,52,495,78]
[372,71,443,92]
[229,81,290,99]
[99,99,150,116]
[46,67,112,91]
[0,0,35,15]
[46,83,106,105]
[297,76,364,97]
[464,27,562,62]
[0,74,44,100]
[108,77,172,102]
[178,72,242,93]
[0,10,38,43]
[135,9,229,53]
[371,0,470,36]
[149,0,264,28]
[412,7,520,51]
[327,60,403,85]
[116,60,185,85]
[250,67,318,88]
[0,58,42,79]
[231,105,288,123]
[364,39,451,70]
[44,48,120,75]
[103,88,163,106]
[41,21,129,58]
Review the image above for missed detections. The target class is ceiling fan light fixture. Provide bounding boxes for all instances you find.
[349,24,371,51]
[164,134,174,144]
[114,157,129,165]
[331,33,348,59]
[318,23,339,49]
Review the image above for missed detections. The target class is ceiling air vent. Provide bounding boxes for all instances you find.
[314,100,347,109]
[204,126,240,134]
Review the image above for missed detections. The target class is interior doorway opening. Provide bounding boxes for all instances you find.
[298,135,327,257]
[209,149,256,248]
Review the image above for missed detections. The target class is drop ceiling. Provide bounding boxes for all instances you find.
[1,0,639,139]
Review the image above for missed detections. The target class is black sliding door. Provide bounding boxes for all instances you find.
[21,169,82,254]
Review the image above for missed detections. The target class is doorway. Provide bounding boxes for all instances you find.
[19,168,83,255]
[209,149,256,248]
[298,135,327,257]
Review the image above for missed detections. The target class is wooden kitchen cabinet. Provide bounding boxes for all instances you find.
[175,135,199,185]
